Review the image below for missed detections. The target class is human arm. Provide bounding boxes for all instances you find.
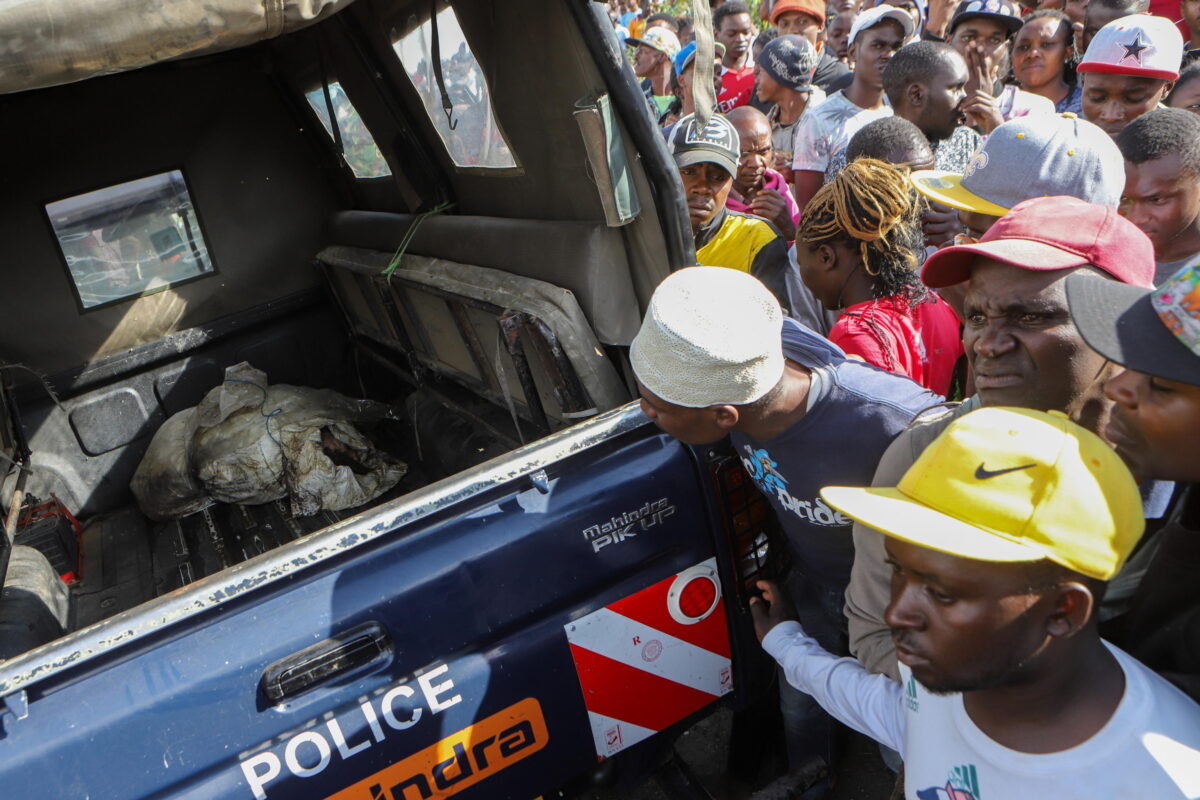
[749,233,793,312]
[962,45,1005,134]
[924,0,957,40]
[791,112,830,214]
[751,580,907,752]
[750,189,798,241]
[793,170,825,215]
[922,200,961,249]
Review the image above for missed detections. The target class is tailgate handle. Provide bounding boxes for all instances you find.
[262,622,392,702]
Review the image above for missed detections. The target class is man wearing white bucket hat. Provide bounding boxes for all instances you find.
[631,265,939,775]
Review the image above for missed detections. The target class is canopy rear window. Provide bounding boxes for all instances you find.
[392,5,517,169]
[46,170,215,310]
[304,82,393,179]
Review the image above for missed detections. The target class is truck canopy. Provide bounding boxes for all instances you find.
[0,0,355,94]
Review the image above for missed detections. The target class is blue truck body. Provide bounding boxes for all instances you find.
[0,2,780,797]
[0,409,769,798]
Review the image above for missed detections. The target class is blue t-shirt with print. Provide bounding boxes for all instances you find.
[732,319,942,591]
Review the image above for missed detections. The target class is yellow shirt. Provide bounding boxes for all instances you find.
[695,209,782,273]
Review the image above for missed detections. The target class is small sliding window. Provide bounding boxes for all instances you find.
[46,170,215,311]
[304,82,393,179]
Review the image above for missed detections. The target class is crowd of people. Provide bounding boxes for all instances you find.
[614,0,1200,797]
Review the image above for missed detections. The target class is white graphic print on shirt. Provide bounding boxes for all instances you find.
[739,444,851,527]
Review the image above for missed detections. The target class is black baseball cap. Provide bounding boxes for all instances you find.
[1066,263,1200,387]
[668,113,741,177]
[948,0,1023,36]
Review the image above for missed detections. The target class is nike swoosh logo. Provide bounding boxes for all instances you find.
[975,463,1038,480]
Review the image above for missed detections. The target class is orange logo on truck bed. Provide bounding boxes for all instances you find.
[326,697,549,800]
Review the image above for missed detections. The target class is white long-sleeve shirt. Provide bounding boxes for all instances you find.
[763,621,1200,799]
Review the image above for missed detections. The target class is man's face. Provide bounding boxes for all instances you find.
[777,10,822,45]
[1120,154,1200,257]
[884,539,1058,695]
[828,11,855,58]
[1082,73,1172,137]
[1013,16,1071,91]
[679,160,734,233]
[638,384,728,445]
[915,56,969,141]
[646,18,675,33]
[680,59,726,97]
[851,20,906,90]
[962,259,1111,412]
[1185,0,1200,32]
[633,44,665,78]
[1063,0,1087,26]
[1082,2,1127,50]
[755,66,785,103]
[1169,78,1200,114]
[794,241,838,308]
[1104,368,1200,482]
[717,12,756,62]
[949,18,1011,69]
[733,119,773,191]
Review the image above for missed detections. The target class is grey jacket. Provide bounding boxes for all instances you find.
[844,396,979,681]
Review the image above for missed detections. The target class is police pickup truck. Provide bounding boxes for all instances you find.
[0,1,782,797]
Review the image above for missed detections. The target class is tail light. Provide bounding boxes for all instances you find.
[708,453,788,601]
[667,564,721,624]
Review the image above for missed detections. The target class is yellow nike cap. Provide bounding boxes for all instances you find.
[821,407,1145,580]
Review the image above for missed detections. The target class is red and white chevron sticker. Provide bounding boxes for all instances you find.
[564,557,733,759]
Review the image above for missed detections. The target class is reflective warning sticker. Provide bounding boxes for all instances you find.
[564,557,732,759]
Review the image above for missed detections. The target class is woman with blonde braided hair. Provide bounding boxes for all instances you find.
[795,157,963,395]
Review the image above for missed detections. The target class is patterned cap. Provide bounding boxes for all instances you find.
[758,35,817,92]
[1078,14,1183,82]
[668,113,741,176]
[627,27,682,61]
[1152,264,1200,365]
[948,0,1023,36]
[910,113,1125,216]
[1067,261,1200,387]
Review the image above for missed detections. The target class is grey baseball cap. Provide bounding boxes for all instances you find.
[668,113,741,177]
[911,113,1126,216]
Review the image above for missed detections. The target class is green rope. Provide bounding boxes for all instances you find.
[381,201,456,281]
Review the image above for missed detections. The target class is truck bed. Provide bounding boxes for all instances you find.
[12,292,520,644]
[71,457,423,632]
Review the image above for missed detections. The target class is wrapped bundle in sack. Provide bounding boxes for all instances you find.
[131,363,406,520]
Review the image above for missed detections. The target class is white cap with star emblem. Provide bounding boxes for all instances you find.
[1078,14,1183,82]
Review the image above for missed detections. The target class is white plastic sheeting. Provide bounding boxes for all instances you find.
[0,0,356,94]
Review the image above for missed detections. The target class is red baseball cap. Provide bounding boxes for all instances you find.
[772,0,826,26]
[921,196,1156,289]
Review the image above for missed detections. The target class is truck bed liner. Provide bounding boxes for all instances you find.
[69,420,433,631]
